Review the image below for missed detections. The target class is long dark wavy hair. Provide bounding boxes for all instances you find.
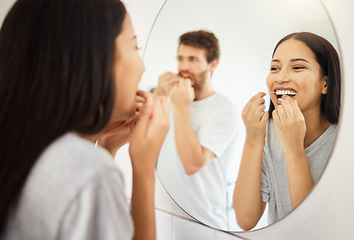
[0,0,126,232]
[268,32,341,124]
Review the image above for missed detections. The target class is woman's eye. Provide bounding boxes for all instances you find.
[293,66,306,70]
[270,66,279,71]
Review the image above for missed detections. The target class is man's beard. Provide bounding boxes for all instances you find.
[179,70,208,93]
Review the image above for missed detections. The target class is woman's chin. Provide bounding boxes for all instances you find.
[111,109,135,122]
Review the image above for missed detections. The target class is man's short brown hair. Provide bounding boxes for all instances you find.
[179,30,220,63]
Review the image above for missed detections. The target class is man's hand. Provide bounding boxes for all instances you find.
[154,72,180,96]
[170,79,195,109]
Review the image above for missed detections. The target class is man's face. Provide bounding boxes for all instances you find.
[177,44,213,92]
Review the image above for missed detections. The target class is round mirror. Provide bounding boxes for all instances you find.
[139,0,339,232]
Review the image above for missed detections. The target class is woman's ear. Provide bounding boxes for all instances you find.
[322,76,328,94]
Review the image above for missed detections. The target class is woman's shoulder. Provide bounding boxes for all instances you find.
[36,132,122,187]
[6,133,129,239]
[26,131,125,209]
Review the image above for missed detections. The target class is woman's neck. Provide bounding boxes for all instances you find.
[303,111,331,148]
[76,132,99,144]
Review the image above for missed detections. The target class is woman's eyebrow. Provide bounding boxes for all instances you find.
[271,58,310,63]
[291,58,310,63]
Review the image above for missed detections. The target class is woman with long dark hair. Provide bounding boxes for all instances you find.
[0,0,169,239]
[233,32,341,231]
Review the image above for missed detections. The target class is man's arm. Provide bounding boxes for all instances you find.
[173,104,216,175]
[170,79,215,175]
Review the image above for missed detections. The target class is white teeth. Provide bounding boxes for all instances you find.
[275,90,297,96]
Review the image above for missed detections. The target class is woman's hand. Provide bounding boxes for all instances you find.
[129,90,170,172]
[273,95,312,210]
[234,92,269,230]
[98,119,135,156]
[129,90,169,240]
[98,91,146,156]
[272,95,306,155]
[241,92,269,143]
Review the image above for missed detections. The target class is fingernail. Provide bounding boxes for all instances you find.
[145,96,152,107]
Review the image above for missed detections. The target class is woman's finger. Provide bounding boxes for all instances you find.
[254,103,266,120]
[249,98,265,118]
[137,90,152,100]
[133,95,154,137]
[242,92,266,116]
[281,95,295,117]
[136,95,145,103]
[272,109,281,125]
[276,104,286,121]
[291,99,302,119]
[260,111,269,127]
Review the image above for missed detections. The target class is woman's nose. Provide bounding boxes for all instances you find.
[275,70,291,83]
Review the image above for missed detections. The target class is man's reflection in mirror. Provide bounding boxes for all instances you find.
[155,30,242,230]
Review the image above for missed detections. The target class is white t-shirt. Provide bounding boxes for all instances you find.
[156,92,242,230]
[3,133,133,240]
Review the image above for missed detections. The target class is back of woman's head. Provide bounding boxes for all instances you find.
[268,32,341,123]
[0,0,126,231]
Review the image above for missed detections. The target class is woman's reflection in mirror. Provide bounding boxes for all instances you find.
[155,30,242,230]
[233,32,341,231]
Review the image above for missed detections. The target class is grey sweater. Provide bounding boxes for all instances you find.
[2,133,133,240]
[261,119,337,224]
